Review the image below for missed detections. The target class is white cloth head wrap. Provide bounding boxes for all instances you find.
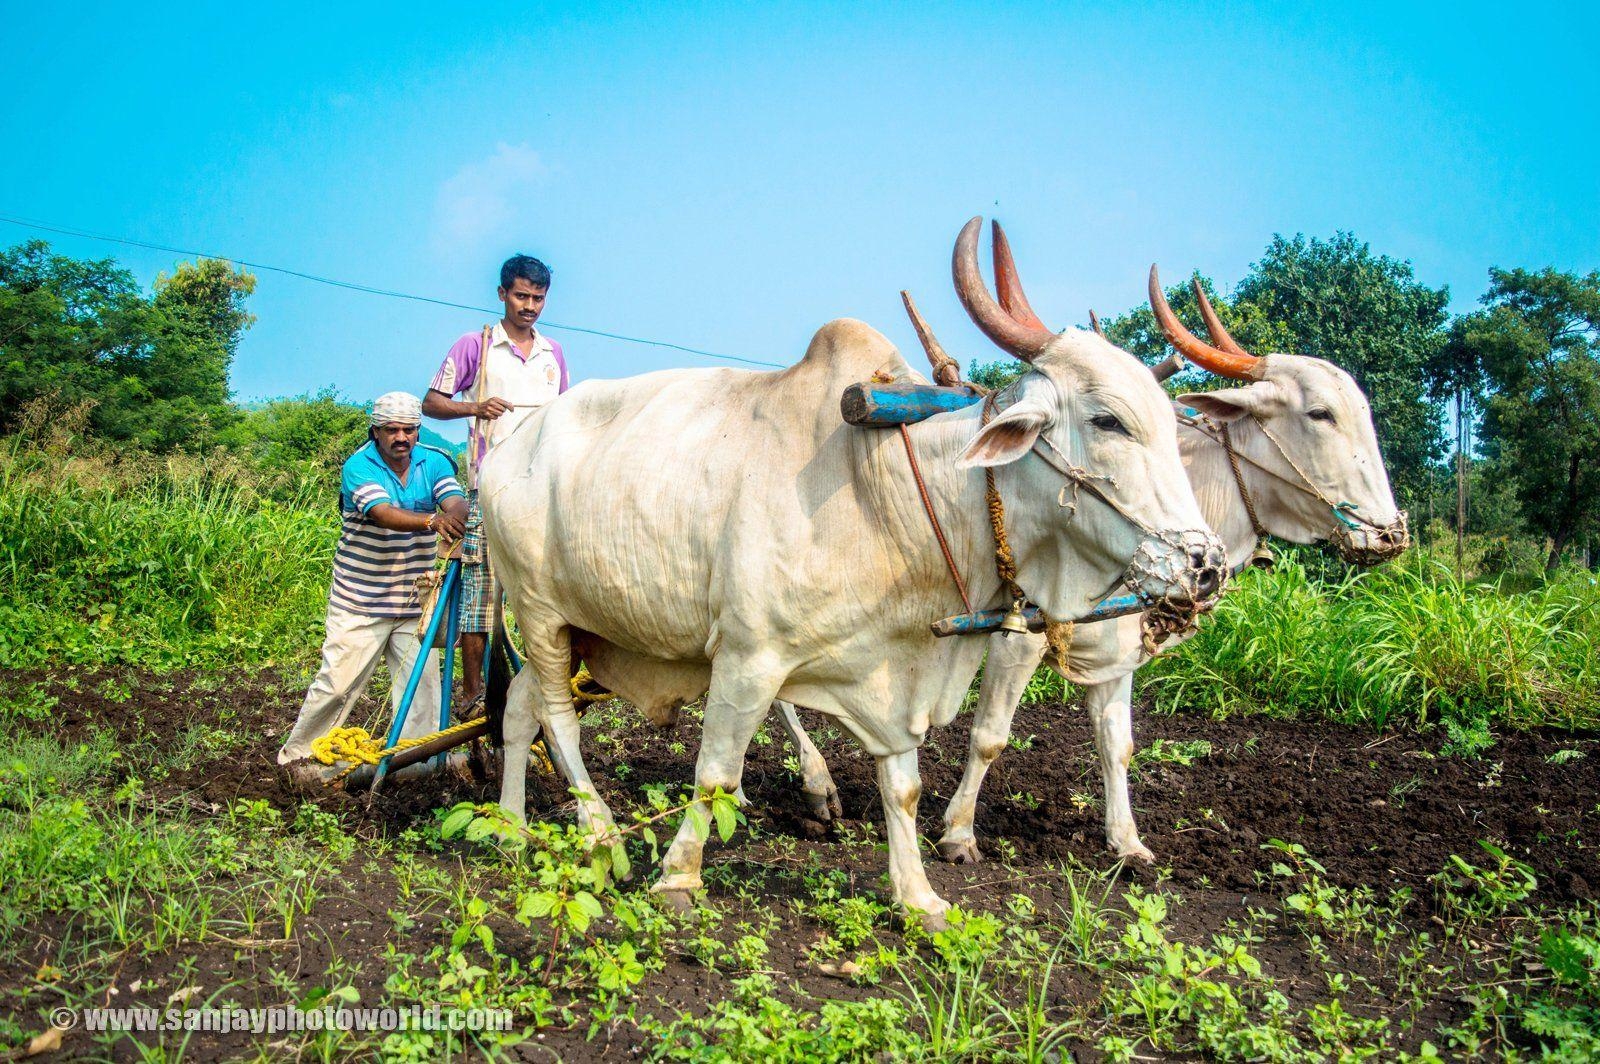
[370,391,423,427]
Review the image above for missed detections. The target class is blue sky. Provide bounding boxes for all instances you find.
[4,1,1596,440]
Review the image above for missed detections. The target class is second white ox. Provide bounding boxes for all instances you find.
[773,224,1410,864]
[479,218,1226,923]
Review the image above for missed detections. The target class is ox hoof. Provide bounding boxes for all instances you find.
[1114,841,1155,864]
[937,838,984,865]
[804,791,835,823]
[653,889,696,914]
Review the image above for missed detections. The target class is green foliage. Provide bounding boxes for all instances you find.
[966,357,1025,393]
[1130,738,1213,778]
[1142,553,1600,731]
[1454,267,1600,569]
[1431,841,1538,921]
[0,435,334,669]
[217,389,371,496]
[0,241,254,450]
[647,993,917,1062]
[1517,919,1600,1061]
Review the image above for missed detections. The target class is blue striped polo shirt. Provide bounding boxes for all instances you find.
[330,442,465,617]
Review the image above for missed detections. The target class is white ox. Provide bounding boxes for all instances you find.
[479,218,1227,923]
[771,224,1410,863]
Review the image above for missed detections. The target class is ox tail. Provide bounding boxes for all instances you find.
[485,619,513,748]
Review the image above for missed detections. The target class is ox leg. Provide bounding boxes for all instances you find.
[499,630,618,842]
[655,658,783,903]
[877,749,949,929]
[1086,673,1153,862]
[938,631,1047,864]
[772,700,843,821]
[497,665,540,822]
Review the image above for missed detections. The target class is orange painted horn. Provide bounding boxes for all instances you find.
[1088,309,1105,338]
[953,217,1054,362]
[989,220,1051,332]
[1148,265,1264,380]
[1190,279,1252,359]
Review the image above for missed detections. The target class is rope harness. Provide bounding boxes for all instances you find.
[900,390,1218,662]
[901,424,973,614]
[1180,410,1411,567]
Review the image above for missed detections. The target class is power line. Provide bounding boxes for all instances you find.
[0,213,786,369]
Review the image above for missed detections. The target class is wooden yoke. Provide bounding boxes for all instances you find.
[840,380,983,427]
[839,290,984,428]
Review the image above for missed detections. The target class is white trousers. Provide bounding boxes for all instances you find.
[278,604,442,764]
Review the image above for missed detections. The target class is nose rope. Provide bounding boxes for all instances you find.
[1179,410,1411,561]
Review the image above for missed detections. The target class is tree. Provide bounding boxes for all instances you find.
[0,241,255,449]
[1458,268,1600,570]
[1231,233,1449,513]
[220,389,370,472]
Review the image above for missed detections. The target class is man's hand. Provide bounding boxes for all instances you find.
[433,509,467,539]
[476,397,515,420]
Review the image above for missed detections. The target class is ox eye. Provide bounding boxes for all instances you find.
[1308,408,1336,424]
[1090,413,1130,436]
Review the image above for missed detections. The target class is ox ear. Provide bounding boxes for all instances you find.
[1176,382,1283,424]
[958,399,1052,467]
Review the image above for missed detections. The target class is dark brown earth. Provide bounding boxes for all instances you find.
[6,664,1598,1060]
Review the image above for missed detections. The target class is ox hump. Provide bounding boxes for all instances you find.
[784,318,915,390]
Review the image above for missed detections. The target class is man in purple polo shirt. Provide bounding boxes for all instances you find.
[423,255,568,704]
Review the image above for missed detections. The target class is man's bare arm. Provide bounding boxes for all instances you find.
[367,502,467,539]
[423,388,514,421]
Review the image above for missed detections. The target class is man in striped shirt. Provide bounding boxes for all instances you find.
[277,392,469,782]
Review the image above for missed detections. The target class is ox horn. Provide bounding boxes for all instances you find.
[990,220,1051,332]
[953,216,1055,362]
[900,290,962,387]
[1191,278,1253,359]
[1148,265,1264,380]
[1088,308,1105,338]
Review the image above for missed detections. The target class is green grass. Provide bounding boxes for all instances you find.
[0,440,334,669]
[1142,552,1600,731]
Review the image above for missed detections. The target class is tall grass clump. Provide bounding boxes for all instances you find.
[0,435,335,670]
[1142,552,1600,731]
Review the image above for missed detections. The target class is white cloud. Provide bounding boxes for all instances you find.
[433,143,548,252]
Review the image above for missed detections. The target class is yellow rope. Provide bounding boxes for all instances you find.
[309,667,606,782]
[1045,618,1077,678]
[310,717,488,783]
[570,665,612,704]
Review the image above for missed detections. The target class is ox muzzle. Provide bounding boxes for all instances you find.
[1124,528,1230,611]
[1329,510,1411,567]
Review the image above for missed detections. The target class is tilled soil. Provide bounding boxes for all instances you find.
[7,664,1599,1060]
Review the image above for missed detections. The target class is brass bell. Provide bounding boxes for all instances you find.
[1248,542,1275,569]
[999,598,1030,635]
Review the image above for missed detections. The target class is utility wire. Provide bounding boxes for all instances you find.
[0,213,786,368]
